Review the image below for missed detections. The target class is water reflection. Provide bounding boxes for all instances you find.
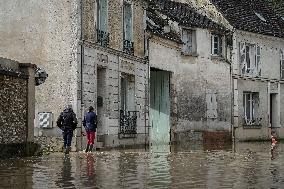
[55,156,76,189]
[0,142,284,188]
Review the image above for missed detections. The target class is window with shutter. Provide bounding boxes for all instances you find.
[239,42,261,77]
[182,30,192,54]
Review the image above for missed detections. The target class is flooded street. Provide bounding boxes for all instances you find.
[0,142,283,189]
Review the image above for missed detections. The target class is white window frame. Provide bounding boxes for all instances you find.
[211,34,223,56]
[281,50,284,80]
[240,42,261,76]
[243,92,261,125]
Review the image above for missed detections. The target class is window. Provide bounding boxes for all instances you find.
[211,34,222,56]
[120,74,137,136]
[243,92,261,125]
[123,1,134,54]
[240,43,261,76]
[181,29,197,55]
[182,30,192,53]
[96,0,109,46]
[120,74,135,111]
[281,50,284,80]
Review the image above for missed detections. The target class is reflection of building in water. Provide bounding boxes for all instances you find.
[148,145,171,188]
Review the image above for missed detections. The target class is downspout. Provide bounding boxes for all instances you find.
[145,32,153,149]
[79,0,84,151]
[230,29,236,149]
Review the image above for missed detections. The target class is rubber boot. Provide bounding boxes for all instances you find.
[65,146,71,154]
[85,144,90,153]
[89,144,93,152]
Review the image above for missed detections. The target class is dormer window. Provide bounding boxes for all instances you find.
[255,12,266,22]
[211,34,223,56]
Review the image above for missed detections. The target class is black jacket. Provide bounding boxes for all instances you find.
[57,108,78,131]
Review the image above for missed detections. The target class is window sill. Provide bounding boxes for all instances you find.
[211,55,225,61]
[243,125,262,129]
[181,52,198,57]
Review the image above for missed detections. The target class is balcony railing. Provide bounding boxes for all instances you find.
[123,40,134,55]
[96,29,109,47]
[243,117,262,127]
[119,110,138,137]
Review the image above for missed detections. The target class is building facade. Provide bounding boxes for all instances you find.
[79,0,149,149]
[213,0,284,140]
[0,0,149,150]
[146,0,232,146]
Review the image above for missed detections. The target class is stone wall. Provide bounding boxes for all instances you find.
[0,58,38,158]
[83,0,146,57]
[0,73,28,144]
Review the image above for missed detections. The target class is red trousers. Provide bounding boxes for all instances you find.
[86,131,96,145]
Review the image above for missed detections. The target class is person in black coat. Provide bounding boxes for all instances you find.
[57,105,78,154]
[83,106,97,152]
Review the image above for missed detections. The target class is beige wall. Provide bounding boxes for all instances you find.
[0,0,80,135]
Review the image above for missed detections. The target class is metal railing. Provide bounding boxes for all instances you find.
[123,40,134,55]
[96,29,109,47]
[243,117,262,127]
[119,110,138,137]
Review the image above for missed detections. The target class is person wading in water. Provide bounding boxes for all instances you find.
[83,106,97,152]
[57,105,78,154]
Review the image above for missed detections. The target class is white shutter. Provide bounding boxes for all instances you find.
[256,45,261,76]
[239,42,246,74]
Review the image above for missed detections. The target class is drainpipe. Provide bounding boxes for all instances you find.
[230,29,236,146]
[145,31,154,148]
[79,0,84,151]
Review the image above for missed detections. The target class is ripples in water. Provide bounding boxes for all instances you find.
[0,142,283,189]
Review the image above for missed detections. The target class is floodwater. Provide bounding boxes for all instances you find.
[0,142,283,189]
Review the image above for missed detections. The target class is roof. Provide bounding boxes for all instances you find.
[146,9,183,44]
[146,0,228,43]
[148,0,227,31]
[211,0,284,38]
